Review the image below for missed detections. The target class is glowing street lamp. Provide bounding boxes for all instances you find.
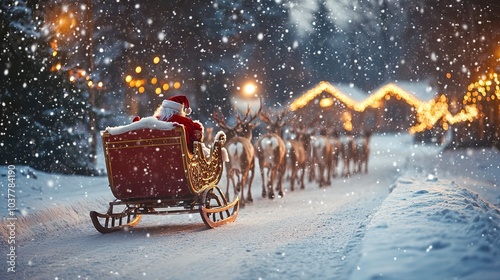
[233,81,260,114]
[242,82,257,97]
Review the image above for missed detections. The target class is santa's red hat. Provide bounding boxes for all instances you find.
[161,95,192,115]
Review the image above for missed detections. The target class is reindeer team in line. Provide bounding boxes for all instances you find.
[211,100,372,207]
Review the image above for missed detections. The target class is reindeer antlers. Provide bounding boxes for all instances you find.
[212,96,263,137]
[259,107,288,131]
[212,110,232,131]
[235,96,263,126]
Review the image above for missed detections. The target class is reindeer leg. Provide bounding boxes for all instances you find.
[277,167,284,198]
[318,166,323,188]
[242,170,253,204]
[317,165,321,187]
[260,163,267,198]
[343,158,348,178]
[332,157,338,178]
[240,175,248,205]
[230,173,238,198]
[286,160,291,181]
[308,161,315,182]
[365,154,369,173]
[235,172,242,192]
[290,168,296,191]
[299,167,305,189]
[324,167,328,186]
[274,165,281,192]
[247,163,255,203]
[327,162,332,186]
[267,168,275,199]
[237,172,245,208]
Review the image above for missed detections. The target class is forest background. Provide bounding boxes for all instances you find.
[1,0,499,174]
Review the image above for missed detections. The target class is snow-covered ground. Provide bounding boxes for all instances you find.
[1,132,499,279]
[352,141,500,279]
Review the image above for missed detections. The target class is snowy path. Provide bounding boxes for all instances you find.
[1,134,410,279]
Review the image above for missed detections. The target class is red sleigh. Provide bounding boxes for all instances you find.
[90,118,239,233]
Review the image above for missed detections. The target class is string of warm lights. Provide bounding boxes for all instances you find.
[124,56,183,95]
[289,81,483,134]
[289,81,359,111]
[463,72,500,105]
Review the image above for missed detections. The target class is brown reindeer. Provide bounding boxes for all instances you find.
[340,134,356,177]
[329,130,342,178]
[311,129,332,187]
[286,139,307,191]
[212,103,262,207]
[256,109,287,199]
[354,131,372,174]
[291,123,315,183]
[286,123,308,191]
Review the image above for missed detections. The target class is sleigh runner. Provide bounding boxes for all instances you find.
[90,118,239,233]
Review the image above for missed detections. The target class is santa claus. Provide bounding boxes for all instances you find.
[133,95,204,153]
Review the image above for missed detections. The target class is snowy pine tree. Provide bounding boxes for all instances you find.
[1,0,96,175]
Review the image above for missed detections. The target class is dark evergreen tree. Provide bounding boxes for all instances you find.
[302,1,340,84]
[251,0,307,106]
[1,0,95,175]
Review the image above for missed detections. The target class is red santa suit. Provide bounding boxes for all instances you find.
[165,114,203,153]
[134,95,204,153]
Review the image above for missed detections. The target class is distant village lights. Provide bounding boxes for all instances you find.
[319,97,334,108]
[290,81,481,134]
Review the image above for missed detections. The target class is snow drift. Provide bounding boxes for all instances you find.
[351,171,500,279]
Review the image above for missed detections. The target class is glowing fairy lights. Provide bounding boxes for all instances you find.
[289,81,358,111]
[289,81,483,134]
[464,72,500,105]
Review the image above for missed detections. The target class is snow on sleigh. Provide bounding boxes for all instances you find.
[90,117,239,233]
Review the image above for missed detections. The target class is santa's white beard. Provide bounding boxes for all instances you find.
[154,107,184,121]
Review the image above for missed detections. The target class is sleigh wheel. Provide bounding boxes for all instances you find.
[199,186,239,228]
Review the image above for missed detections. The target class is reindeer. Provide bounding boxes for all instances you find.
[354,131,372,174]
[286,139,307,191]
[340,133,356,177]
[256,109,287,199]
[212,103,262,207]
[286,123,309,191]
[311,129,332,187]
[290,123,315,183]
[329,130,342,178]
